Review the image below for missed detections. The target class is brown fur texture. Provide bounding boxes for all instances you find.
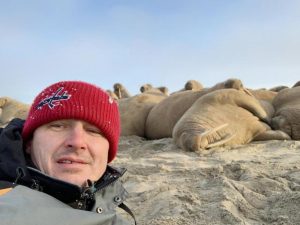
[145,78,251,139]
[172,89,287,152]
[0,97,30,127]
[271,86,300,140]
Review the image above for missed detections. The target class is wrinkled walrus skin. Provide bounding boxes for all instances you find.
[172,89,288,152]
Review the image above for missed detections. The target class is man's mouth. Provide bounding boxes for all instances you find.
[57,158,87,164]
[58,159,73,164]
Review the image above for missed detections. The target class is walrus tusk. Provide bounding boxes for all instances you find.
[243,88,254,97]
[194,123,229,136]
[193,123,236,149]
[206,133,236,148]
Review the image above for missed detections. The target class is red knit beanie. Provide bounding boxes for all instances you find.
[22,81,120,163]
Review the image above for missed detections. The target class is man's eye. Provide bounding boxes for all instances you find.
[86,128,103,136]
[49,123,65,129]
[51,124,62,127]
[88,129,99,134]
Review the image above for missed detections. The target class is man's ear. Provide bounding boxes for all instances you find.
[25,140,32,154]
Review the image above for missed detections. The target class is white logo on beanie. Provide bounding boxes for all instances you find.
[37,87,72,110]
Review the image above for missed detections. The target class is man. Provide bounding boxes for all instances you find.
[0,81,135,225]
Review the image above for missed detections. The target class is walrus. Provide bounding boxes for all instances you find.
[0,96,30,127]
[292,81,300,88]
[184,80,203,91]
[172,89,290,152]
[271,86,300,140]
[106,90,119,100]
[171,79,204,95]
[118,91,167,137]
[113,83,131,99]
[248,89,278,103]
[269,85,289,92]
[145,78,252,139]
[140,83,169,95]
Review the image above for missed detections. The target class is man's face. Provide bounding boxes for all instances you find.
[26,119,109,187]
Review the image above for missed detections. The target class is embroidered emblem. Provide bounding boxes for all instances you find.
[108,96,114,104]
[37,87,71,109]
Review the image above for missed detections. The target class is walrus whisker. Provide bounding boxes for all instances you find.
[193,123,229,136]
[189,123,230,149]
[206,133,236,148]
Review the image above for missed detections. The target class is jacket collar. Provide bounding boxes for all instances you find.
[27,165,126,205]
[0,118,126,206]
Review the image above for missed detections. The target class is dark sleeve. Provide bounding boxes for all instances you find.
[0,118,32,185]
[0,180,15,189]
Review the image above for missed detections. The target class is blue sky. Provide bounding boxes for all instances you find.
[1,0,300,103]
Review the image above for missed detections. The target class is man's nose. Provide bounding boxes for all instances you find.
[64,125,87,150]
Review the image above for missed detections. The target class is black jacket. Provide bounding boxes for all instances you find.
[0,119,135,224]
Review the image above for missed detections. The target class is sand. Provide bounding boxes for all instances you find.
[112,136,300,225]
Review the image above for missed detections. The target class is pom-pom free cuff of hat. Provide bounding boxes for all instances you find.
[22,81,120,163]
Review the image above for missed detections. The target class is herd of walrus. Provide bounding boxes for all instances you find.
[1,78,300,152]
